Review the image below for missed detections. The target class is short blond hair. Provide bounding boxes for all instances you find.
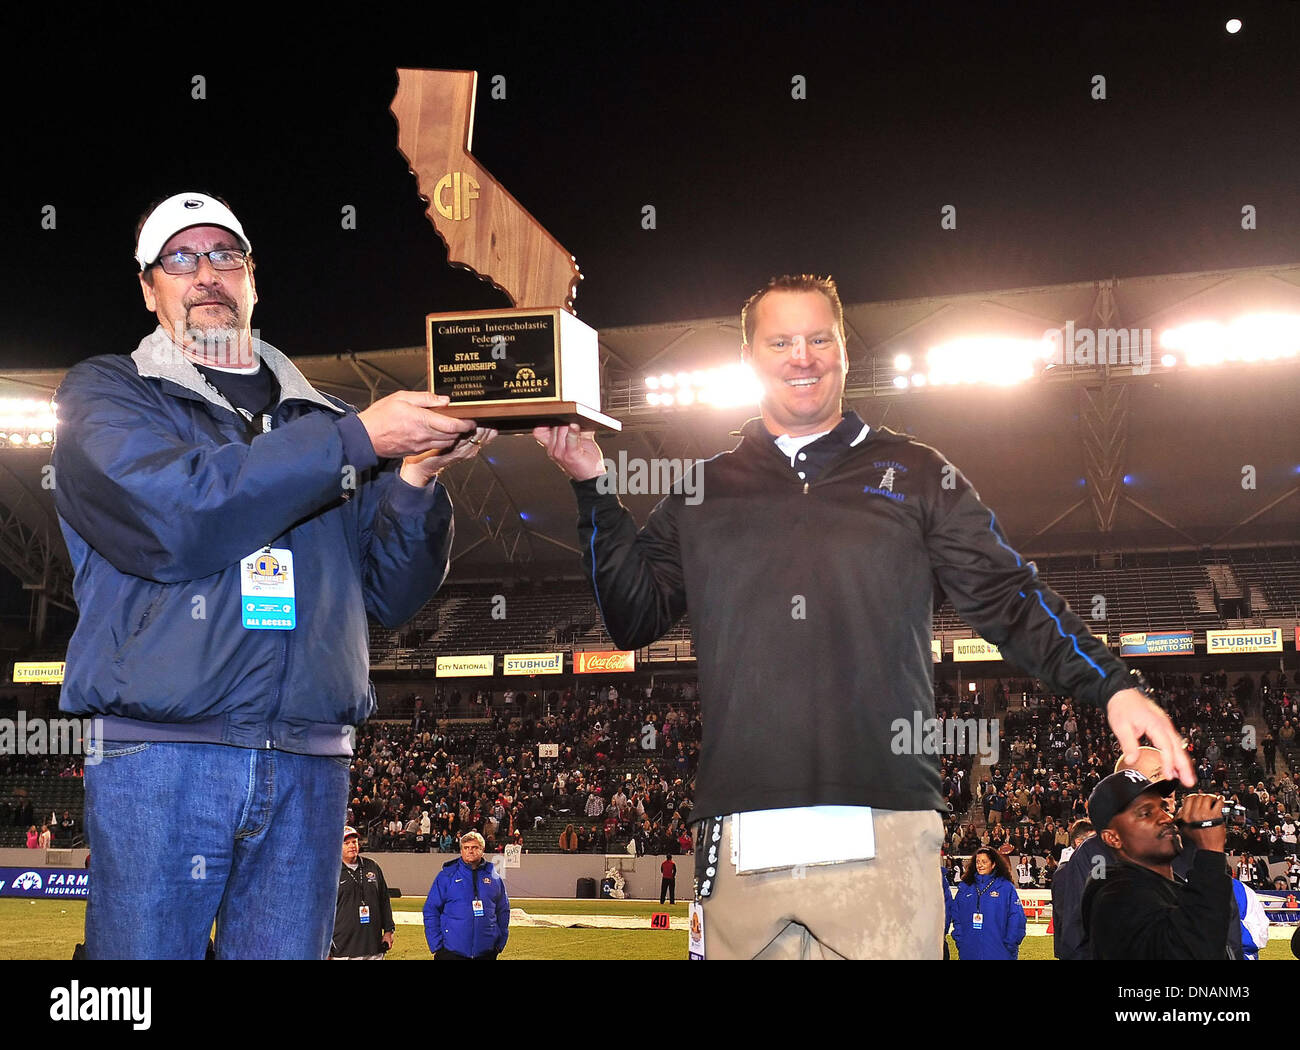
[741,274,845,349]
[460,831,485,848]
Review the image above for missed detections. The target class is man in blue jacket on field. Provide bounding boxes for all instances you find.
[424,832,511,959]
[54,192,495,960]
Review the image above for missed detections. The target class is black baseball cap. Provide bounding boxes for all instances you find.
[1087,770,1179,831]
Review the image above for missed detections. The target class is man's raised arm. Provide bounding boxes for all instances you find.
[534,424,686,650]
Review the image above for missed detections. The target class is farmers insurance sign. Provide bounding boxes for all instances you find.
[1206,628,1283,654]
[0,868,88,898]
[574,650,635,674]
[435,655,494,677]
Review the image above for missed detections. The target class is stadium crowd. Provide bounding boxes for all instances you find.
[345,681,702,856]
[940,671,1300,894]
[3,671,1294,876]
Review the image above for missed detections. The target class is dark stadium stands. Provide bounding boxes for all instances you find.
[368,583,602,667]
[0,770,84,849]
[935,546,1300,637]
[358,545,1300,669]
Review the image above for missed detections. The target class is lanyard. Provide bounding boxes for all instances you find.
[193,367,272,440]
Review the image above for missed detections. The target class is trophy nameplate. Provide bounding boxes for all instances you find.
[427,307,621,432]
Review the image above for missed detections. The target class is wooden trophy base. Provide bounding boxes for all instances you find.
[438,401,622,433]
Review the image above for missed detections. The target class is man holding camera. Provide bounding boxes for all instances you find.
[1082,770,1232,960]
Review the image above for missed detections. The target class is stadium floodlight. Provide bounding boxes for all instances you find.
[0,398,58,449]
[923,336,1051,386]
[695,363,763,408]
[642,362,763,409]
[1160,313,1300,367]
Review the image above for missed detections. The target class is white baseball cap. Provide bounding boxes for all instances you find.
[135,192,252,271]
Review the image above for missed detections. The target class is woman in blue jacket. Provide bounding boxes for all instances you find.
[951,847,1026,960]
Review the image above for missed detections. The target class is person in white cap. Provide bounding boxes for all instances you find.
[52,191,496,960]
[330,827,395,960]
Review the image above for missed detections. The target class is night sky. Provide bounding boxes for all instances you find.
[3,3,1300,371]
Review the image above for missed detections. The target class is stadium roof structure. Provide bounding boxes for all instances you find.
[1,262,1298,631]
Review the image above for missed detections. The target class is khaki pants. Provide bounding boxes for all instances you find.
[697,809,944,959]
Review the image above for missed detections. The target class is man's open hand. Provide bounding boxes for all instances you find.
[532,423,606,481]
[358,391,475,458]
[399,427,497,487]
[1106,688,1196,787]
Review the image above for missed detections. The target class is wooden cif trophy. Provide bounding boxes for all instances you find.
[391,68,621,433]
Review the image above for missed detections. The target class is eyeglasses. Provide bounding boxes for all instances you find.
[155,249,249,275]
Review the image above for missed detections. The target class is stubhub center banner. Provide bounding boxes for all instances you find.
[503,653,564,675]
[1206,628,1282,654]
[0,867,88,898]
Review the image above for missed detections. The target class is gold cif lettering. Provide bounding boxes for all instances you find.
[434,172,480,221]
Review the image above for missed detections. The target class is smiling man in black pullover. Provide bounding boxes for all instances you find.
[534,273,1193,959]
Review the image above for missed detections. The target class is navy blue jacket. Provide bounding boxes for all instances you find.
[1052,833,1110,960]
[423,857,511,957]
[952,873,1027,960]
[52,331,454,753]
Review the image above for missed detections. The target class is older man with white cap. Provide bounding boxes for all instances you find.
[330,826,395,960]
[53,191,495,960]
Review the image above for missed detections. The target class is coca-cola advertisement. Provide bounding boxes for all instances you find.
[573,650,636,674]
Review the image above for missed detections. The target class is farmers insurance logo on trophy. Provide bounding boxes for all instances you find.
[391,67,621,433]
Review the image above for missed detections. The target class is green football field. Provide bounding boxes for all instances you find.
[2,898,1293,960]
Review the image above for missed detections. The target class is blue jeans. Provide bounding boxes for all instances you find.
[84,741,349,960]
